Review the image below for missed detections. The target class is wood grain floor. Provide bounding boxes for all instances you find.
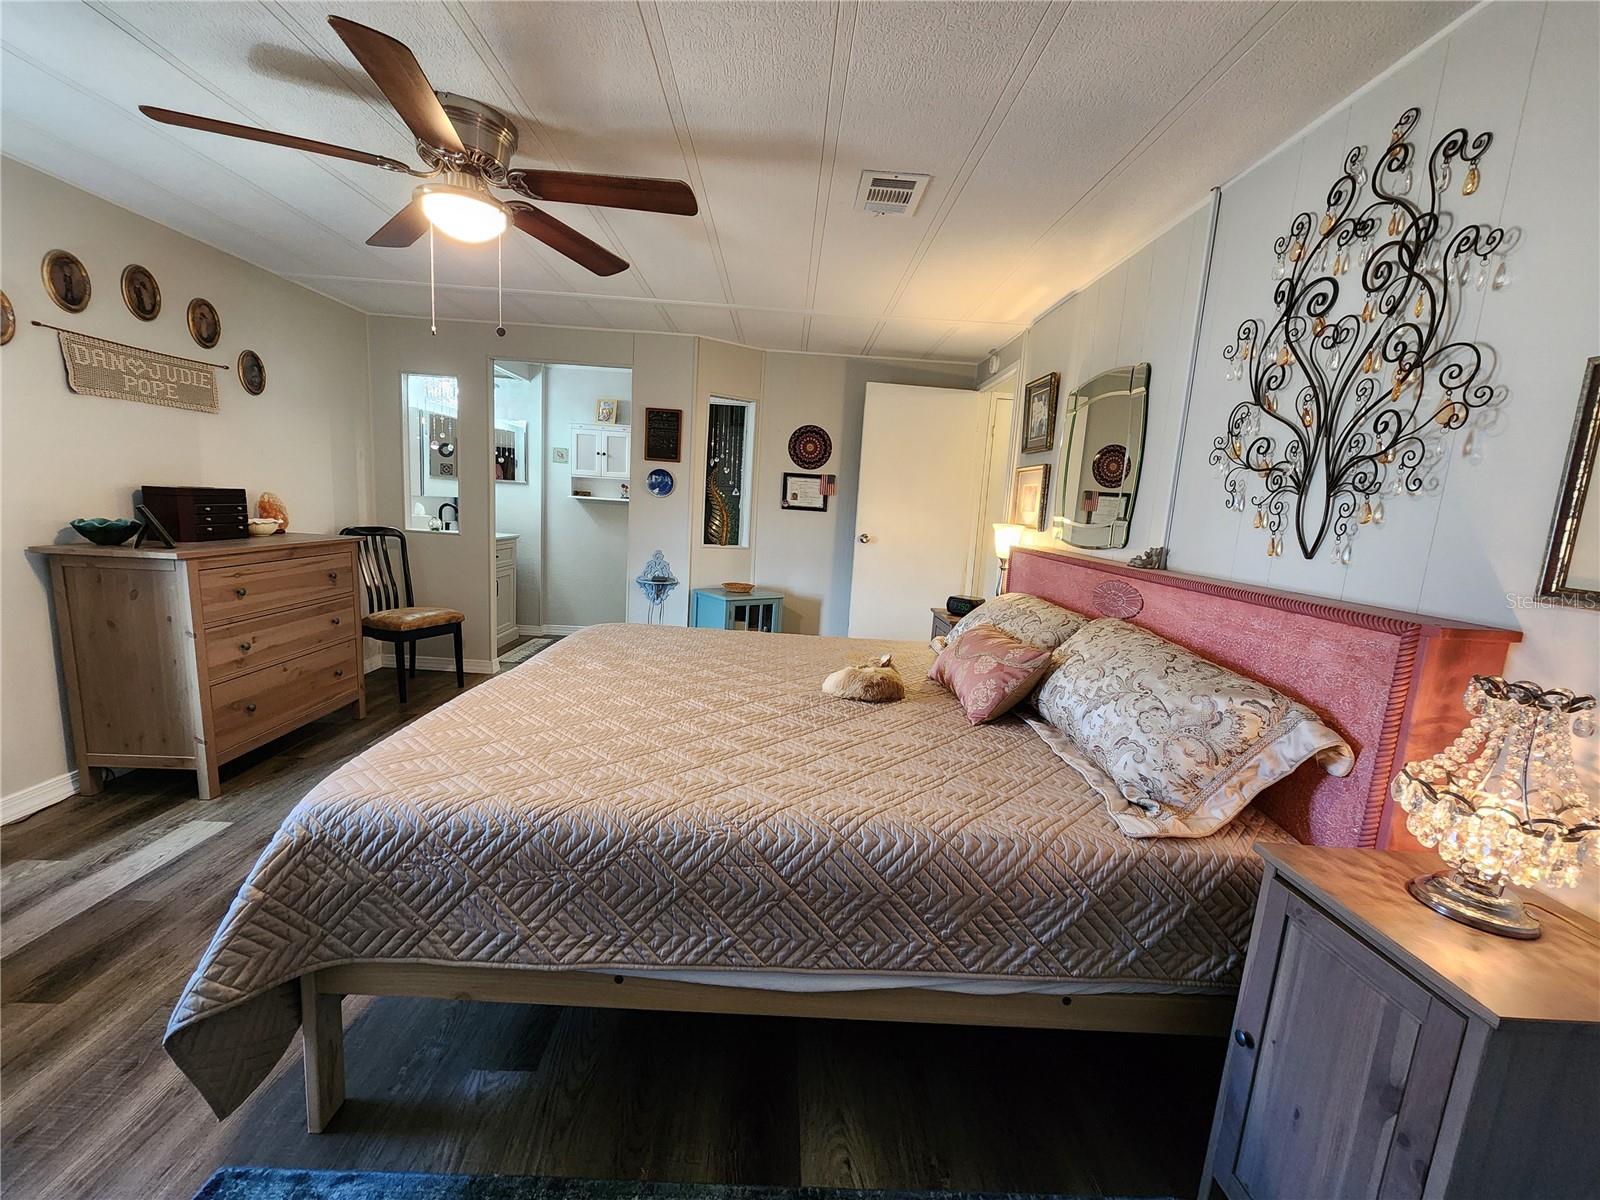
[1,667,1224,1200]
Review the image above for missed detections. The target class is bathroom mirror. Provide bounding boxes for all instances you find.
[1053,363,1150,550]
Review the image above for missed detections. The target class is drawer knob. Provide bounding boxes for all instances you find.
[334,668,345,679]
[239,642,252,654]
[1234,1029,1254,1049]
[331,616,341,625]
[328,571,339,583]
[234,587,248,598]
[244,702,257,715]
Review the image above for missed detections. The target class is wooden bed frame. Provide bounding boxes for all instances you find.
[295,547,1520,1132]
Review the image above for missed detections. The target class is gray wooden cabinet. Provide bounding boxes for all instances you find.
[1203,845,1600,1200]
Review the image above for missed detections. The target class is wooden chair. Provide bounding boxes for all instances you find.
[340,526,464,703]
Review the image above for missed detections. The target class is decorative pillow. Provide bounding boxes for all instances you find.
[1033,619,1355,838]
[946,592,1088,653]
[929,626,1055,724]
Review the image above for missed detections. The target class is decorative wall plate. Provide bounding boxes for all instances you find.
[1091,443,1128,489]
[787,424,832,470]
[646,468,675,497]
[0,290,14,345]
[42,249,91,313]
[238,349,266,395]
[187,297,221,349]
[121,264,161,321]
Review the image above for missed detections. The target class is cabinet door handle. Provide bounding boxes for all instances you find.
[244,702,257,715]
[1233,1029,1254,1049]
[235,586,248,598]
[239,642,252,654]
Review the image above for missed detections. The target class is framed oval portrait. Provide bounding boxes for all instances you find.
[1,291,14,346]
[187,297,221,349]
[237,349,266,395]
[120,264,161,321]
[42,249,91,314]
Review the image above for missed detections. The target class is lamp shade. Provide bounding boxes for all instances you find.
[993,523,1025,561]
[1393,675,1596,938]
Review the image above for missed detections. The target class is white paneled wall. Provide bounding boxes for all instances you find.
[1170,1,1599,709]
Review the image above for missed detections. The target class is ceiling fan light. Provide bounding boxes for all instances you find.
[419,183,507,243]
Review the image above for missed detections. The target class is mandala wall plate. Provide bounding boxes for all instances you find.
[787,424,832,470]
[1092,443,1128,489]
[646,468,675,497]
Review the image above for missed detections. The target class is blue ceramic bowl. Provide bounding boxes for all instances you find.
[70,518,143,546]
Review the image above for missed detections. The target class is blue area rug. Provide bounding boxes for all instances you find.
[192,1167,1175,1200]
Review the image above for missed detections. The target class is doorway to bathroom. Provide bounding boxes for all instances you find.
[492,360,633,658]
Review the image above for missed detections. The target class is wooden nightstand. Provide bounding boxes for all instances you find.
[1203,844,1600,1200]
[931,608,956,639]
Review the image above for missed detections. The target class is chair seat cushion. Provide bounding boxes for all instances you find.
[363,606,465,632]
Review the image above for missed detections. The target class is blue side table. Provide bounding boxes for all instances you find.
[691,586,784,633]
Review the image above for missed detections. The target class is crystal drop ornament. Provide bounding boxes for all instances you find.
[1462,163,1480,195]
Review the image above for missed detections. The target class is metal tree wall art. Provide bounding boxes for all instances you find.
[1210,107,1513,562]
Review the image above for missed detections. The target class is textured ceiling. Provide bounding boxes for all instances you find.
[0,1,1468,362]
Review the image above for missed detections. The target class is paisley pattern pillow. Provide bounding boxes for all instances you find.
[1034,619,1355,837]
[929,625,1055,725]
[947,592,1088,653]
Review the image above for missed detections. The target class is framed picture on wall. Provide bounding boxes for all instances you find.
[644,407,682,461]
[1011,463,1051,531]
[781,472,828,512]
[1021,372,1059,454]
[1538,356,1600,606]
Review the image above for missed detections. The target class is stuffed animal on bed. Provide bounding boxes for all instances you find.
[822,654,905,703]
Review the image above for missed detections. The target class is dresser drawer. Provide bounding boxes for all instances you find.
[199,553,352,625]
[495,539,516,567]
[211,642,359,755]
[206,597,357,682]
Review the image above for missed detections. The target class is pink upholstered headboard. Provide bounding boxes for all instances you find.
[1006,548,1521,848]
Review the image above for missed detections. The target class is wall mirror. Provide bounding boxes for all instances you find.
[1053,363,1150,550]
[494,419,528,483]
[1538,356,1600,605]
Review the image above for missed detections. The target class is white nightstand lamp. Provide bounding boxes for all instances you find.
[1392,674,1597,939]
[992,523,1024,594]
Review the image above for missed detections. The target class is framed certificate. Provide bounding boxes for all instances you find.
[781,472,828,512]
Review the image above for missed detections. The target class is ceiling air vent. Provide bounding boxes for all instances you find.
[856,171,930,217]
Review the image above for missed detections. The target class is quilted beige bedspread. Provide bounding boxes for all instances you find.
[166,624,1291,1116]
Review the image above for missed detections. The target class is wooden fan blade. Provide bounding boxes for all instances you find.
[327,16,464,154]
[507,169,697,216]
[139,105,415,172]
[367,200,429,248]
[508,203,628,276]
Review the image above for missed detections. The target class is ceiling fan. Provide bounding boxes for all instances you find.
[140,15,697,278]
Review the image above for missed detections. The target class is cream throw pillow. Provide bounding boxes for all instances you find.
[1033,619,1354,838]
[947,592,1088,653]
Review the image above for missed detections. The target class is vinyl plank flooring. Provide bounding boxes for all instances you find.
[1,667,1223,1200]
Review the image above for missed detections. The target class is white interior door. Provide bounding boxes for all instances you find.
[849,382,987,639]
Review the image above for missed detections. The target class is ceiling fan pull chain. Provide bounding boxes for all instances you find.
[428,223,437,337]
[496,232,506,337]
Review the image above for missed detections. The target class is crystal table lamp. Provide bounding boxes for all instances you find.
[992,523,1025,594]
[1393,675,1597,939]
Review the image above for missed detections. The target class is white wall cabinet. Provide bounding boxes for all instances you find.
[572,424,631,480]
[494,534,518,648]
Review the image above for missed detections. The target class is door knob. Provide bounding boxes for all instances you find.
[858,533,871,544]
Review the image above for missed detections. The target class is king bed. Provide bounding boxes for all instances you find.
[164,548,1518,1130]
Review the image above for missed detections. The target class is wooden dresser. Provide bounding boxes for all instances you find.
[1204,844,1600,1200]
[31,533,364,799]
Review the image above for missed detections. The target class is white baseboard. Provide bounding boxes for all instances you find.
[2,769,81,825]
[534,624,584,636]
[370,652,496,675]
[516,624,541,636]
